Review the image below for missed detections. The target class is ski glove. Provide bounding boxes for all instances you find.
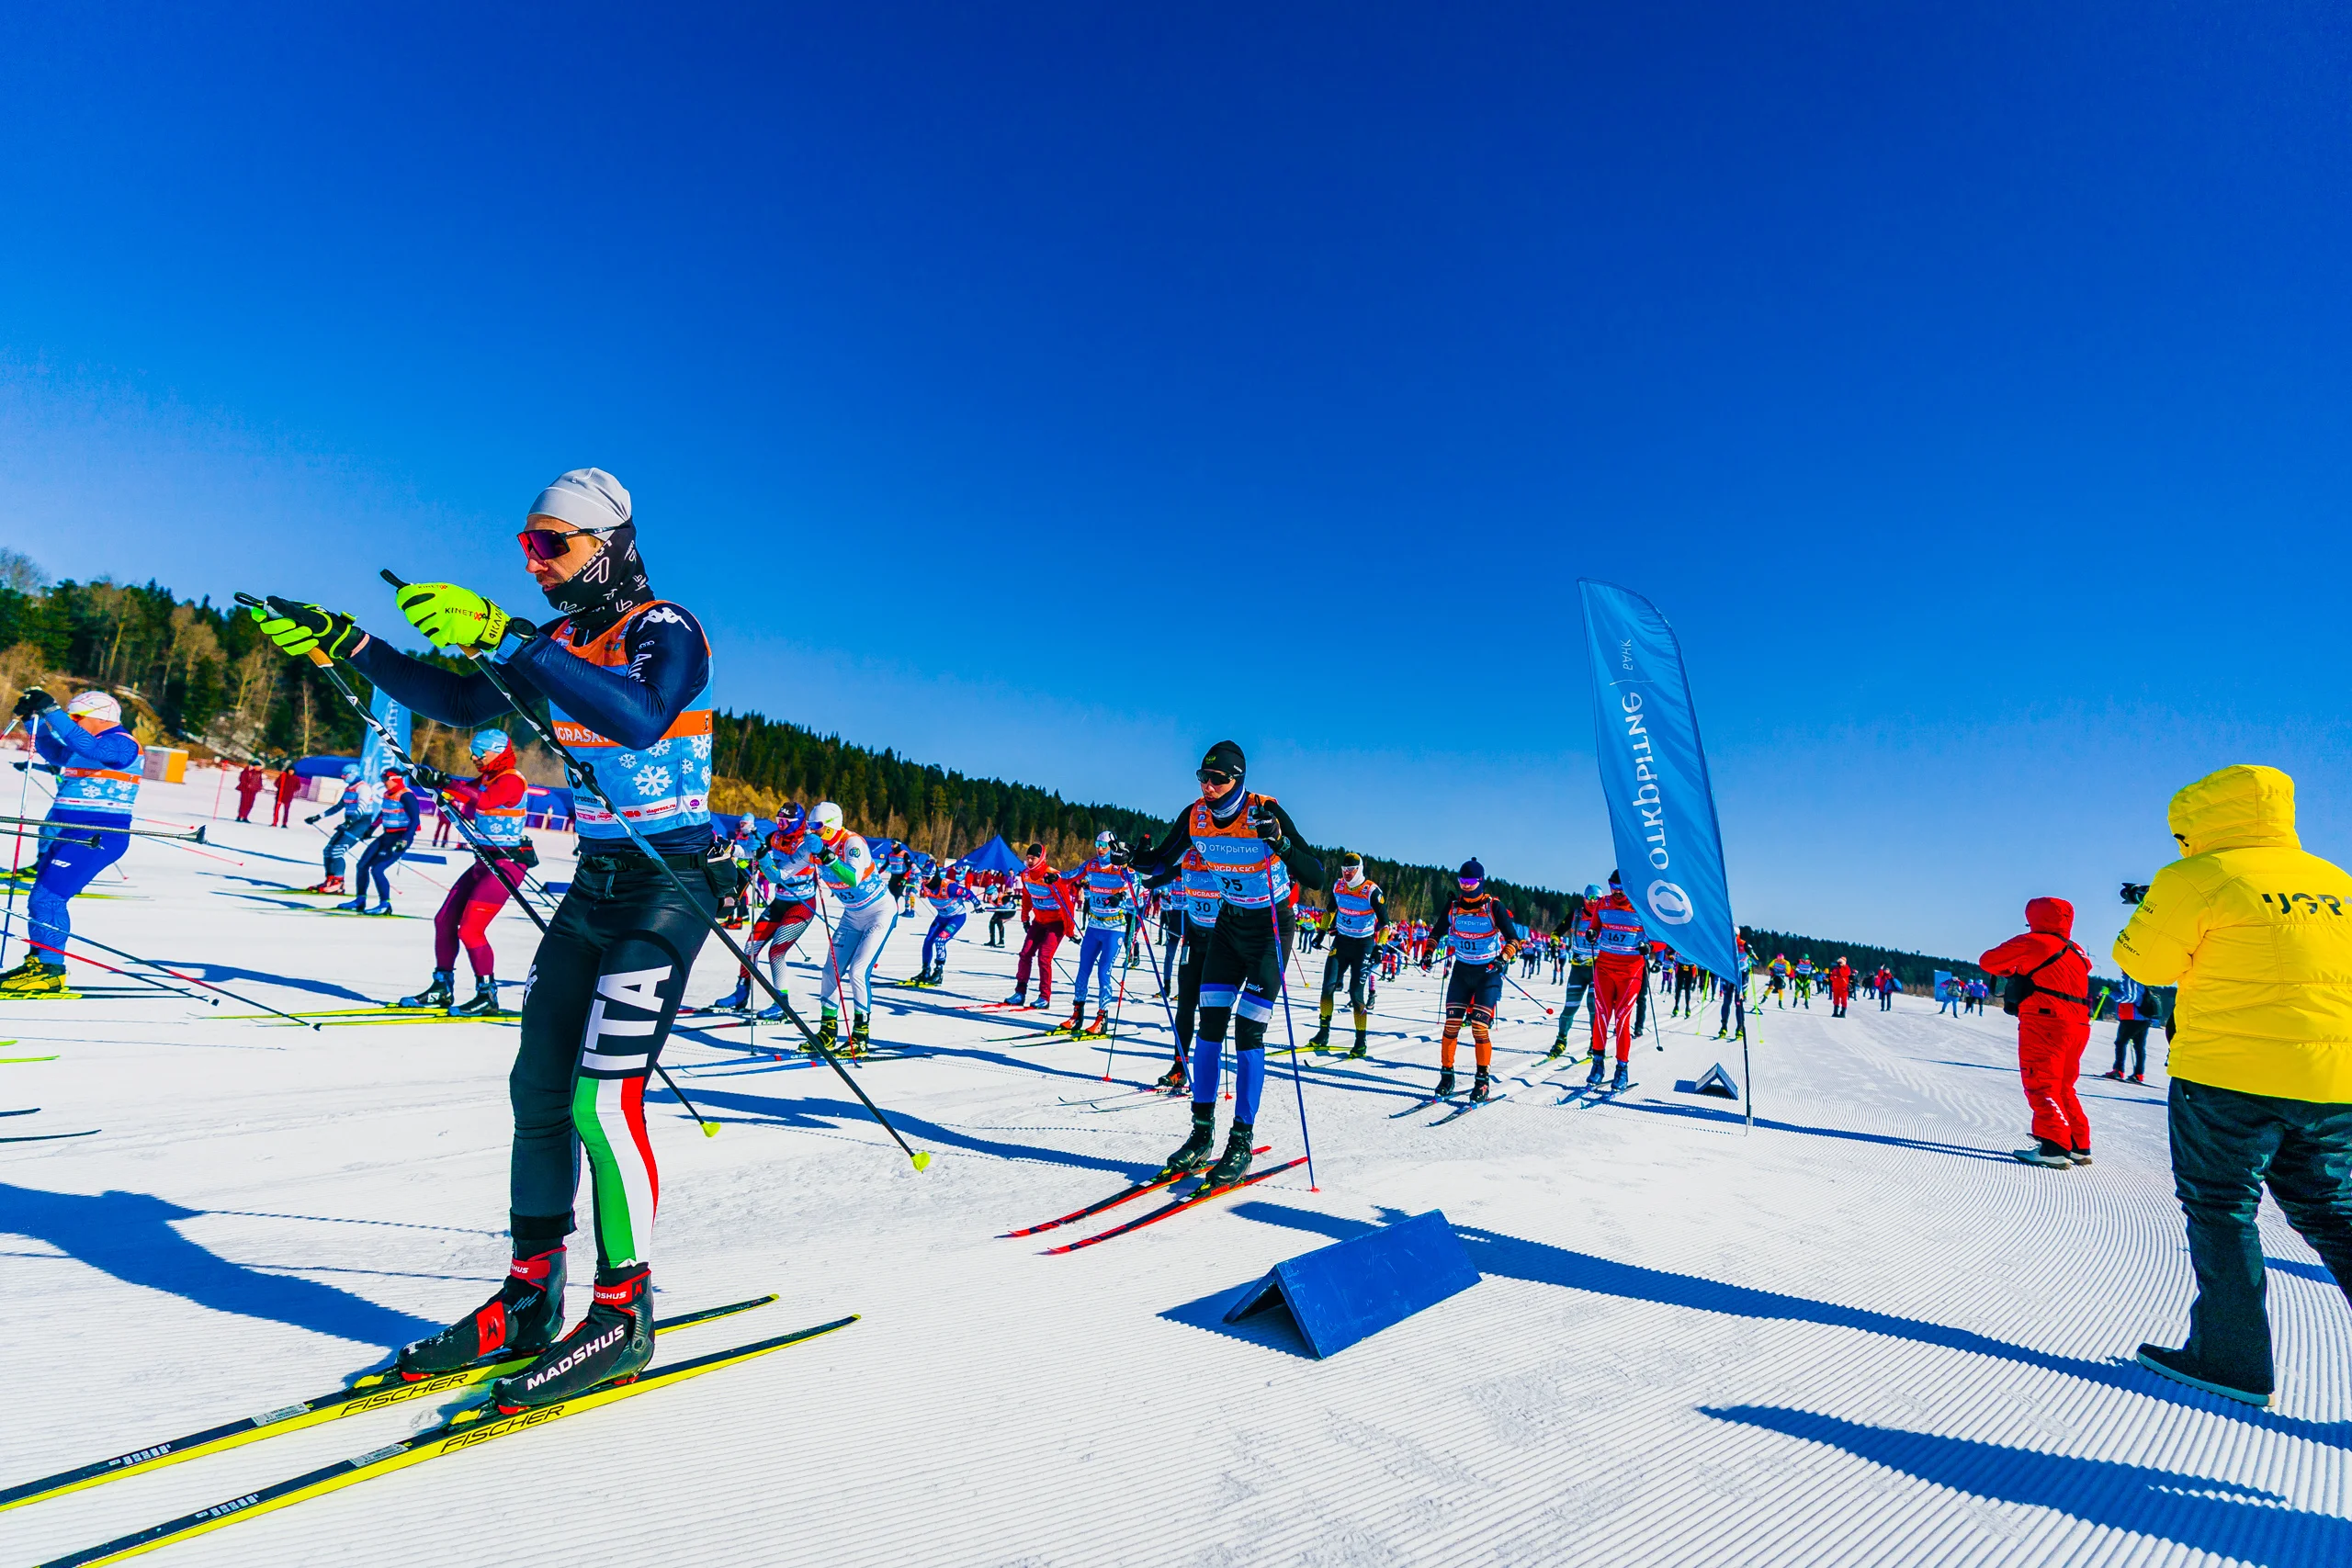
[409,762,450,789]
[253,599,365,661]
[303,812,322,825]
[12,687,57,720]
[1249,801,1288,848]
[394,582,537,657]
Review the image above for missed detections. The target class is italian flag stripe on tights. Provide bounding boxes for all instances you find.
[573,1074,661,1269]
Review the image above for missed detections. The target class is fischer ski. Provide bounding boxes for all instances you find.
[1000,1146,1271,1238]
[1043,1156,1307,1253]
[34,1314,856,1568]
[1,1293,778,1514]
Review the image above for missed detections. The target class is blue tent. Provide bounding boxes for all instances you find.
[960,834,1024,874]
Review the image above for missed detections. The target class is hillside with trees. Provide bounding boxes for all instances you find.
[0,550,1994,959]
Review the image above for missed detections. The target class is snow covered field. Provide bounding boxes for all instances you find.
[5,773,2348,1567]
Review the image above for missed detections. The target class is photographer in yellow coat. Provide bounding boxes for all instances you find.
[2114,764,2352,1407]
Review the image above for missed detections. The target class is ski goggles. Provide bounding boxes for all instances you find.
[1457,876,1483,892]
[515,525,613,562]
[1194,768,1233,786]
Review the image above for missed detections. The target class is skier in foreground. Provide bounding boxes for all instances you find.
[1426,859,1521,1102]
[249,466,720,1409]
[1128,740,1322,1187]
[0,689,141,997]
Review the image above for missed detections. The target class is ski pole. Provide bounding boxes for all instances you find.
[0,814,209,844]
[0,906,322,1025]
[375,573,928,1171]
[1263,863,1318,1193]
[1500,966,1555,1017]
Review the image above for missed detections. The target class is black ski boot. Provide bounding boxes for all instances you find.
[847,1014,872,1055]
[1547,1035,1567,1059]
[490,1263,653,1411]
[1348,1031,1369,1059]
[1586,1051,1607,1088]
[1154,1059,1188,1093]
[1470,1067,1492,1103]
[396,1247,565,1378]
[449,976,503,1017]
[1307,1022,1331,1049]
[1204,1120,1256,1186]
[1164,1103,1216,1174]
[814,1012,838,1052]
[398,970,455,1010]
[1610,1060,1631,1093]
[1435,1066,1456,1099]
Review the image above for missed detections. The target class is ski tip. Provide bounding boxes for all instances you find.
[910,1150,933,1172]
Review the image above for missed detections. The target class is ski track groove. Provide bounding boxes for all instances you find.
[4,790,2349,1563]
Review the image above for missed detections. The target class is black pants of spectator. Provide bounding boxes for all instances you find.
[987,908,1012,947]
[2113,1018,2152,1077]
[1718,979,1745,1038]
[2166,1077,2352,1396]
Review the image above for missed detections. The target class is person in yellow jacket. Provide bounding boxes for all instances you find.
[2113,763,2352,1407]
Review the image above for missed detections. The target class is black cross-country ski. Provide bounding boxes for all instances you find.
[1581,1078,1639,1107]
[0,1293,778,1515]
[1042,1156,1308,1253]
[33,1314,855,1568]
[1432,1082,1519,1124]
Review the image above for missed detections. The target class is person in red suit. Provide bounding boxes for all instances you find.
[1003,843,1068,1009]
[1981,897,2095,1169]
[1828,956,1853,1018]
[234,761,265,821]
[1578,871,1647,1093]
[270,761,302,827]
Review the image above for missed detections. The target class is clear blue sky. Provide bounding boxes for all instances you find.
[4,3,2348,964]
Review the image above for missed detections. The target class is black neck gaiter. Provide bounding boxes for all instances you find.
[542,523,653,641]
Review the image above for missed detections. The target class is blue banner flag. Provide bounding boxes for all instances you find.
[1578,581,1740,983]
[358,686,412,783]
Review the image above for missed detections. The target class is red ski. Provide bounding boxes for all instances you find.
[1043,1156,1307,1254]
[1000,1146,1269,1238]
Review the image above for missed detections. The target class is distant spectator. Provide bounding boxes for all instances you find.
[2102,978,2154,1084]
[271,762,302,827]
[1981,897,2094,1169]
[234,761,265,822]
[2115,763,2352,1409]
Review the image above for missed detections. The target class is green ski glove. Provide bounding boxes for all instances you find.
[394,581,530,654]
[251,598,364,661]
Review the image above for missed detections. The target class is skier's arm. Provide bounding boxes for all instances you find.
[1369,887,1387,930]
[503,611,710,750]
[347,640,522,728]
[1428,907,1453,945]
[34,711,141,771]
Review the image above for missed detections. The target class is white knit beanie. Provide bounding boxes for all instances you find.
[526,468,631,532]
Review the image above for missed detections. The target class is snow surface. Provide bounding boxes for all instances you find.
[5,771,2349,1567]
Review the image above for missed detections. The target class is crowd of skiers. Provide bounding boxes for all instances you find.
[8,460,2344,1430]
